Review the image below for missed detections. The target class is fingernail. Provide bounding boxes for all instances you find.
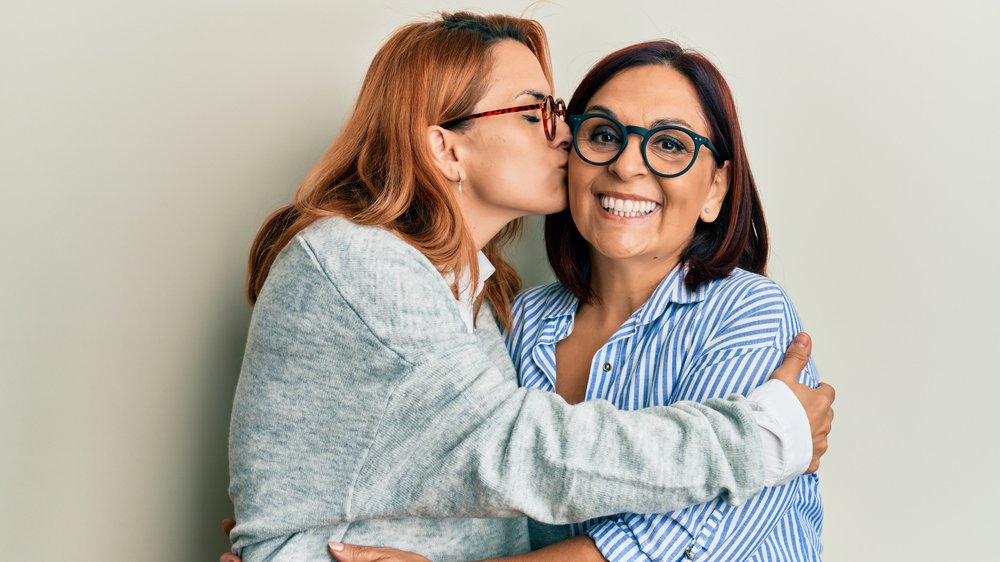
[329,542,344,552]
[793,333,808,347]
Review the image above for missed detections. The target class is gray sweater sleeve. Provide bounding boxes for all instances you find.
[229,218,764,544]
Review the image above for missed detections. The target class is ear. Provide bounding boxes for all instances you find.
[427,125,463,182]
[701,161,730,223]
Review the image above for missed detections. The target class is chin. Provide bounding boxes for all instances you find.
[593,242,647,261]
[536,193,568,215]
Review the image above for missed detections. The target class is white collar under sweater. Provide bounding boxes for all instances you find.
[446,251,495,333]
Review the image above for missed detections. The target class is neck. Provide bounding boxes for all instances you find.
[586,251,680,322]
[457,198,518,251]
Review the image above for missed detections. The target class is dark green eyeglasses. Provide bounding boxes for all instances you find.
[568,113,722,178]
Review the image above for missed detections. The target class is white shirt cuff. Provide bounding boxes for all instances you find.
[748,379,812,487]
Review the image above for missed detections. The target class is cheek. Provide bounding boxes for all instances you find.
[663,193,701,219]
[496,132,541,178]
[567,160,598,205]
[654,187,710,252]
[662,173,714,218]
[478,136,564,213]
[476,139,529,190]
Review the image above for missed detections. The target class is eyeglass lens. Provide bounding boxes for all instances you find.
[541,97,566,142]
[543,97,554,141]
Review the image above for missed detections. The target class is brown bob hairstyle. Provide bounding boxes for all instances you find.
[546,40,769,303]
[247,12,553,328]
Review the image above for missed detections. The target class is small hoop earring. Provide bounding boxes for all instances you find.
[457,173,463,193]
[703,207,711,215]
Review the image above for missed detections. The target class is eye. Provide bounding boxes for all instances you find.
[650,133,689,153]
[523,115,541,123]
[589,125,621,145]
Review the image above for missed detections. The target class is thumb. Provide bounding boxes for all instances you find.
[768,332,811,385]
[329,542,381,562]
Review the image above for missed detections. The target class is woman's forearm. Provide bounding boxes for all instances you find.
[479,536,605,562]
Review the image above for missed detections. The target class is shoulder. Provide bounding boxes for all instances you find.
[511,282,571,330]
[702,269,794,316]
[504,282,567,370]
[296,216,442,282]
[512,282,567,316]
[505,282,568,349]
[265,216,450,312]
[702,268,787,304]
[698,268,804,349]
[293,217,447,299]
[269,217,469,356]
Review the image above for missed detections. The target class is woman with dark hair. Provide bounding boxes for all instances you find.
[225,13,833,561]
[329,40,827,561]
[523,39,824,561]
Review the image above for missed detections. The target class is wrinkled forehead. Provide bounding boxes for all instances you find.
[586,64,709,134]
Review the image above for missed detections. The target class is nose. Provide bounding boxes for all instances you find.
[550,114,571,152]
[607,135,647,181]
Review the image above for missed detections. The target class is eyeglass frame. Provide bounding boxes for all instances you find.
[440,95,567,141]
[567,113,723,178]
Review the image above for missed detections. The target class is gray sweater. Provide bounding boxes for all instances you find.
[228,217,765,561]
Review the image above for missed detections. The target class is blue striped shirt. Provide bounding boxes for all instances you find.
[506,266,823,561]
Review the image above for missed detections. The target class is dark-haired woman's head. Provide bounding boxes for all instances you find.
[546,40,768,302]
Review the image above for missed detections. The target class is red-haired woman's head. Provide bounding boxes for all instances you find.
[248,12,567,328]
[547,40,768,302]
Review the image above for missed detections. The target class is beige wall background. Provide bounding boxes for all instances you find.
[2,1,998,560]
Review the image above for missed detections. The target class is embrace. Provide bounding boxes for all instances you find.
[223,12,835,562]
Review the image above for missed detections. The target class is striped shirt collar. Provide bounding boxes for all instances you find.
[543,263,708,327]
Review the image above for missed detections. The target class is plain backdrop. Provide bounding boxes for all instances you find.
[2,1,998,560]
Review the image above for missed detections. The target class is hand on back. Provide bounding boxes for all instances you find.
[768,332,836,473]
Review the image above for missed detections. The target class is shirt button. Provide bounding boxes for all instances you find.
[602,362,612,372]
[685,547,696,560]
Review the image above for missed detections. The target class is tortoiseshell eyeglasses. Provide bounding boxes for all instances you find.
[440,95,567,141]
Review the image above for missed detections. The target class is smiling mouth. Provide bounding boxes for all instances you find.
[598,194,661,218]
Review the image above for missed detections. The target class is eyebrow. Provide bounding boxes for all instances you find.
[586,104,693,129]
[651,117,693,129]
[516,89,546,102]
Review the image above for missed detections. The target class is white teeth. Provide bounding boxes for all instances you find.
[599,195,659,218]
